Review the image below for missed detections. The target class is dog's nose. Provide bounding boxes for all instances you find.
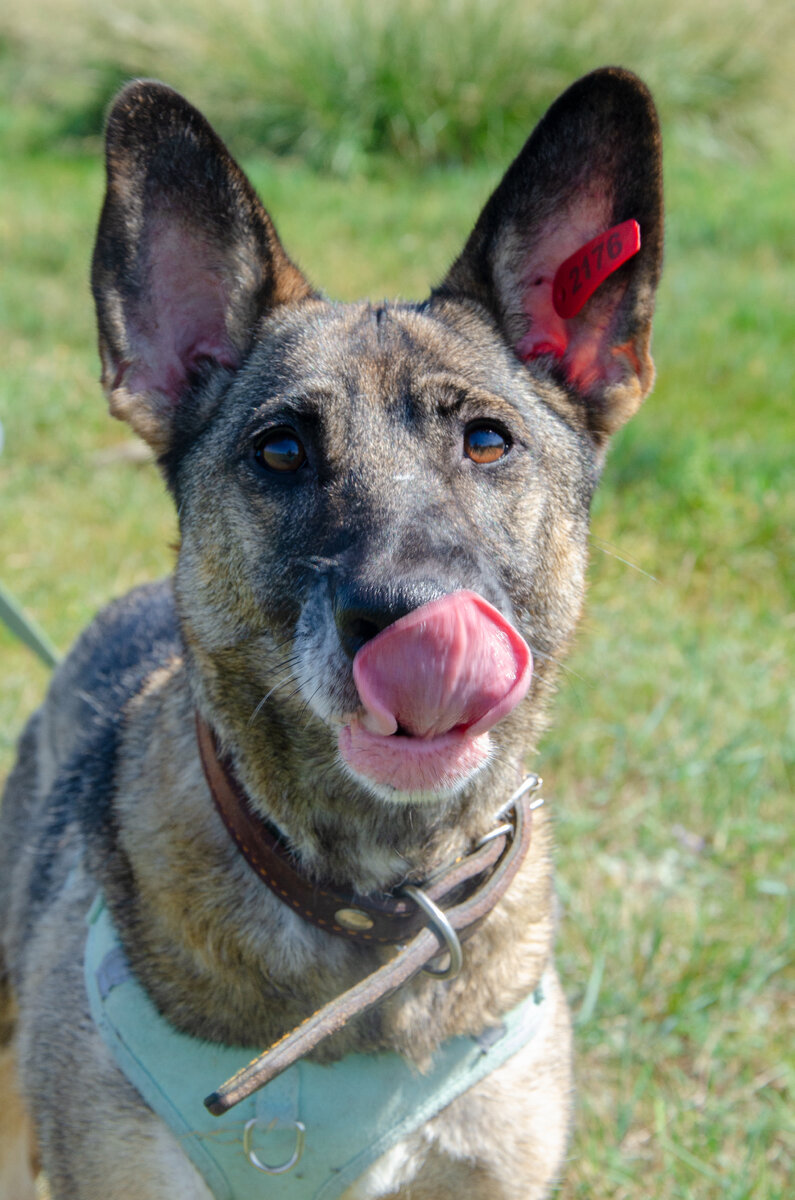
[333,580,446,659]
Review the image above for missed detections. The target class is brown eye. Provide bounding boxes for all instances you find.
[254,429,306,473]
[464,424,510,464]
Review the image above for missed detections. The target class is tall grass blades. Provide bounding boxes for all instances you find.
[2,0,792,166]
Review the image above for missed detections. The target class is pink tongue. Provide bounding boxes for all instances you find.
[352,590,532,740]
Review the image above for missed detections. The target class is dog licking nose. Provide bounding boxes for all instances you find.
[339,591,532,793]
[353,591,532,738]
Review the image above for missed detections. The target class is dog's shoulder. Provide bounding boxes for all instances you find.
[0,580,182,957]
[39,575,183,861]
[45,577,181,760]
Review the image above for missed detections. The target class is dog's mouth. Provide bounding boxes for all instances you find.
[338,590,532,795]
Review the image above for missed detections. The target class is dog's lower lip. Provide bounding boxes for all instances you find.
[338,716,491,793]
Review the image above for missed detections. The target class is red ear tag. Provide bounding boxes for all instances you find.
[552,219,641,320]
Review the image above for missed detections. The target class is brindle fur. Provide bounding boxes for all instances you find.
[0,68,662,1198]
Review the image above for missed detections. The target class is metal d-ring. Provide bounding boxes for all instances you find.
[243,1118,306,1175]
[402,884,463,980]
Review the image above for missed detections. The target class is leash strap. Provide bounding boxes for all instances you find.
[204,790,534,1114]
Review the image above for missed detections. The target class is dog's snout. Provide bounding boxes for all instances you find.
[333,580,445,660]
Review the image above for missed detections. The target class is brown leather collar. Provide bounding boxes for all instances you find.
[197,712,525,946]
[196,712,541,1114]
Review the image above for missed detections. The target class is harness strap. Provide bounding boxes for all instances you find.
[86,896,551,1200]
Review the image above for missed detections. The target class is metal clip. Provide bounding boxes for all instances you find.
[494,774,542,821]
[476,775,544,848]
[243,1118,306,1175]
[473,820,514,850]
[402,884,463,980]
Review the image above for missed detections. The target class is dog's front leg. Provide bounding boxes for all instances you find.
[12,894,211,1200]
[30,1041,215,1200]
[0,1042,39,1200]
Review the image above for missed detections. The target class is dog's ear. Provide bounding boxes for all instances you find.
[437,68,663,440]
[92,81,315,452]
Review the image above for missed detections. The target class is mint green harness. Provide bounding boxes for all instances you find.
[85,895,549,1200]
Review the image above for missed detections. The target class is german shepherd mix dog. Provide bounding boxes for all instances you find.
[0,68,662,1199]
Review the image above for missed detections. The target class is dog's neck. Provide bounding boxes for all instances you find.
[183,669,529,895]
[176,588,548,892]
[196,710,537,949]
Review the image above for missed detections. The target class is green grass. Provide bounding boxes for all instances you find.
[1,4,793,1197]
[2,0,792,165]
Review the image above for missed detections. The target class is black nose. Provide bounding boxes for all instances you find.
[333,580,446,659]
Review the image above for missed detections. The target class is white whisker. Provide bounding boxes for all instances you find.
[590,536,657,582]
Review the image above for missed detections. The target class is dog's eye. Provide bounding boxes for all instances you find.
[254,429,307,473]
[464,424,511,464]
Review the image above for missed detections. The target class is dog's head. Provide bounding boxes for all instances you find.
[92,70,662,820]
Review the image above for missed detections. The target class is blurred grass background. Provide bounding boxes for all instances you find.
[1,1,793,1197]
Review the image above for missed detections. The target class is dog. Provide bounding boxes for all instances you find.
[0,67,662,1199]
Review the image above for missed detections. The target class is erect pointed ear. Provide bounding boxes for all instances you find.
[437,68,663,440]
[91,81,315,453]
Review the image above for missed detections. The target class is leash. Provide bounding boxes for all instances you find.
[196,715,542,1116]
[0,581,60,667]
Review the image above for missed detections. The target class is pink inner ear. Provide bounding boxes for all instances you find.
[514,190,635,393]
[125,221,241,403]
